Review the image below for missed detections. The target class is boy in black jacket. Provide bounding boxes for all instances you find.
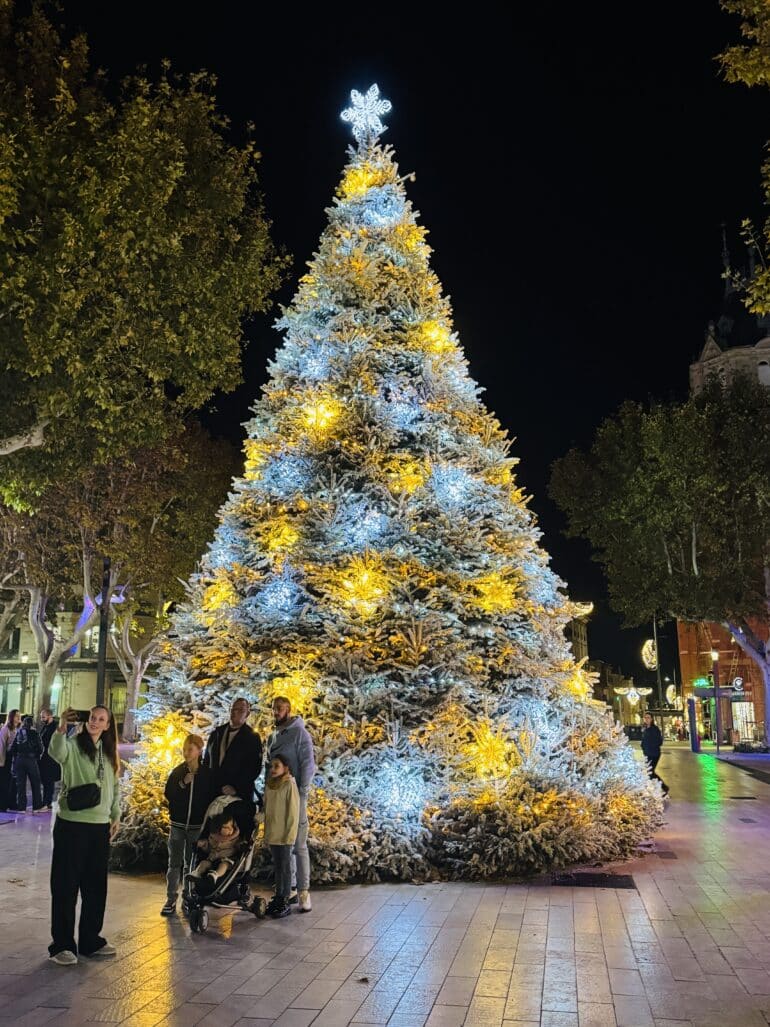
[161,734,213,916]
[10,715,44,813]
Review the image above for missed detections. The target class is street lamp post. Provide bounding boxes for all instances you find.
[711,648,722,755]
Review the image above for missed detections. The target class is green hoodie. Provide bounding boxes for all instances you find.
[49,730,120,824]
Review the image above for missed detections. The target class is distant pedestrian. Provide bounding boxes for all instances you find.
[39,708,61,811]
[160,733,213,917]
[641,712,669,796]
[10,715,44,813]
[48,706,121,966]
[0,709,20,811]
[265,696,315,912]
[263,755,299,919]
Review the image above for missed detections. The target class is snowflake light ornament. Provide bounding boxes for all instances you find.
[341,84,392,146]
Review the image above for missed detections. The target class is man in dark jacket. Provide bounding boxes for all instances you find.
[38,708,60,811]
[641,712,669,795]
[10,715,44,812]
[265,696,316,913]
[203,698,262,814]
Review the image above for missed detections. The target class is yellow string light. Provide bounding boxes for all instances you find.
[302,395,342,436]
[202,572,239,614]
[339,163,390,198]
[243,439,270,480]
[259,517,299,552]
[265,667,319,713]
[411,319,454,354]
[464,720,517,779]
[382,454,428,494]
[467,572,519,614]
[334,553,391,618]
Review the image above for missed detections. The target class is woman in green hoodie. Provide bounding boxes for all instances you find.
[47,706,121,966]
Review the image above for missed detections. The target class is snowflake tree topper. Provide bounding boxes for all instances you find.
[341,84,392,146]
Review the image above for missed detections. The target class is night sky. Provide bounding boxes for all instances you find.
[61,2,770,682]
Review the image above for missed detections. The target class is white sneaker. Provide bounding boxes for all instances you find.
[49,950,78,966]
[297,890,312,913]
[89,943,117,957]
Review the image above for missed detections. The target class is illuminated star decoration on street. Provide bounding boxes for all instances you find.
[341,84,392,146]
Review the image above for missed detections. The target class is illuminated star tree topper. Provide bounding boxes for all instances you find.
[341,83,392,146]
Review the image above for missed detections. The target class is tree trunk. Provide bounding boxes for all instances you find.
[120,664,145,743]
[0,419,50,456]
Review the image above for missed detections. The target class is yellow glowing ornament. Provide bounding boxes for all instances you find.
[145,713,192,770]
[468,572,518,614]
[394,223,424,252]
[465,720,516,779]
[565,664,593,702]
[266,667,319,713]
[339,163,388,198]
[336,554,391,618]
[412,319,454,354]
[302,396,342,436]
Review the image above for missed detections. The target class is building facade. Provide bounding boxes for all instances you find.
[0,613,127,726]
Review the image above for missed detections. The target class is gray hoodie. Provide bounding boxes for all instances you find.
[265,716,316,794]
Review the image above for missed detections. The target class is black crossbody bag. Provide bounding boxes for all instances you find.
[64,746,104,811]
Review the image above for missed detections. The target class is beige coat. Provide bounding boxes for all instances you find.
[264,773,299,846]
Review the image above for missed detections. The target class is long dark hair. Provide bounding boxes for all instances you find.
[5,709,19,730]
[75,706,119,774]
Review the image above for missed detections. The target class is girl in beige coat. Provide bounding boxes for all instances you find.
[263,755,299,918]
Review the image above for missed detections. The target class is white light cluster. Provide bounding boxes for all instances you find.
[340,84,392,145]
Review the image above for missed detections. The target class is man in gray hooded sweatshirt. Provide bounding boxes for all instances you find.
[265,697,316,912]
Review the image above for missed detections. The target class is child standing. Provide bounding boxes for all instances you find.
[161,734,213,916]
[264,755,299,919]
[190,811,241,890]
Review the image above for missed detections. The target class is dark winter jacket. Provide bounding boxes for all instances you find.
[265,716,316,794]
[203,723,262,805]
[10,726,43,761]
[164,762,214,829]
[39,719,61,782]
[641,723,663,760]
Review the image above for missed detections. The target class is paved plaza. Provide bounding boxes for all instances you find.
[1,748,770,1027]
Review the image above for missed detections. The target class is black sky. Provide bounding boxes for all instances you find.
[61,2,770,681]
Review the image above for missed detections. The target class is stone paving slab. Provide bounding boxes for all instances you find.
[2,748,770,1026]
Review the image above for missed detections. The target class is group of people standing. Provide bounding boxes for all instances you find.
[0,708,61,813]
[38,692,315,967]
[161,695,315,920]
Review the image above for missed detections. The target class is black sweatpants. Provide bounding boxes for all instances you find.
[15,755,43,811]
[646,753,668,793]
[49,817,110,957]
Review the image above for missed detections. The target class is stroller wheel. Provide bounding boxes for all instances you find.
[251,896,267,919]
[199,909,209,932]
[189,908,201,933]
[181,896,191,917]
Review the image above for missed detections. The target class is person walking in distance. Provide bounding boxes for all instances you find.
[47,707,121,966]
[203,698,262,816]
[10,715,44,813]
[641,711,669,796]
[265,696,315,913]
[39,708,61,811]
[0,709,20,812]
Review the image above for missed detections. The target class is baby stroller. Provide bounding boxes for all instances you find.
[183,794,267,934]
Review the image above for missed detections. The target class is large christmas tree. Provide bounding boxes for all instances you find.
[117,86,662,879]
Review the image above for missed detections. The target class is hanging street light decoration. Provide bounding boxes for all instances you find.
[641,639,658,671]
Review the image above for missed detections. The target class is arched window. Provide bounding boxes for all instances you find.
[759,360,770,387]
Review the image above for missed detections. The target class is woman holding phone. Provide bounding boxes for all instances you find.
[48,706,121,966]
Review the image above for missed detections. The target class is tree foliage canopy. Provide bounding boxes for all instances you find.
[549,376,770,628]
[0,0,287,504]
